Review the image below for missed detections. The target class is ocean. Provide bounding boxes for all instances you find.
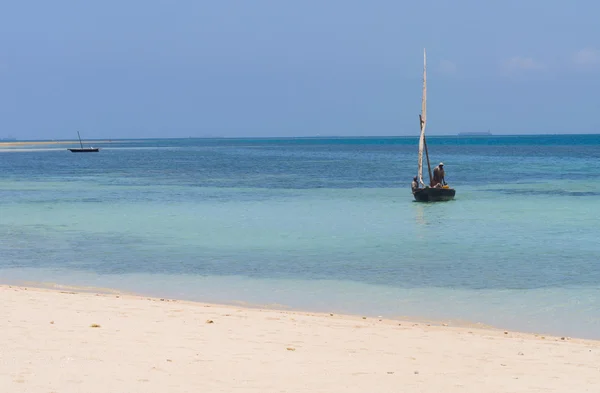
[1,135,599,339]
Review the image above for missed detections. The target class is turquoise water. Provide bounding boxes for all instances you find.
[1,136,600,338]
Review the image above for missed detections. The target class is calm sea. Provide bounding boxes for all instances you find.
[1,135,599,338]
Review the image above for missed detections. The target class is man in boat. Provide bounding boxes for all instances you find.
[411,176,420,194]
[432,163,446,188]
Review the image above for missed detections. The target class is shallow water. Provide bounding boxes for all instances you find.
[1,136,599,338]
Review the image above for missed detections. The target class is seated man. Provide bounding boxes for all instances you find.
[411,176,420,193]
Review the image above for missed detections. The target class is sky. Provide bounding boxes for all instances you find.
[0,0,599,139]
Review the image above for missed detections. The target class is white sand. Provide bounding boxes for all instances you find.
[1,285,599,392]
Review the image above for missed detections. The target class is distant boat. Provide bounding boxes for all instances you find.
[458,131,492,136]
[412,50,456,202]
[68,132,99,153]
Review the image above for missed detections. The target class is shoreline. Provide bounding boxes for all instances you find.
[3,281,597,343]
[5,280,495,329]
[2,284,599,392]
[0,140,117,147]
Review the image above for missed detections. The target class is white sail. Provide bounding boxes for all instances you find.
[417,49,427,186]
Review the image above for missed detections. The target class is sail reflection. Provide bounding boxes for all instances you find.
[414,203,428,227]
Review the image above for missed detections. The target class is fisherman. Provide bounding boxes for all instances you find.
[411,176,420,193]
[432,162,446,187]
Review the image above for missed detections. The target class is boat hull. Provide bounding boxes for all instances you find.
[68,148,99,153]
[413,187,455,202]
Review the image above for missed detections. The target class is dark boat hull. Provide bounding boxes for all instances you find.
[68,148,99,153]
[413,187,455,202]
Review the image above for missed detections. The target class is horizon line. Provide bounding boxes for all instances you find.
[3,132,600,142]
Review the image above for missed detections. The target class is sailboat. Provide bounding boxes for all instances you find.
[412,49,456,202]
[67,131,99,153]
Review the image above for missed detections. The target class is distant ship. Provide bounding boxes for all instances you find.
[458,131,492,136]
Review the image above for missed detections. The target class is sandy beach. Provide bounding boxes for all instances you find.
[1,285,598,393]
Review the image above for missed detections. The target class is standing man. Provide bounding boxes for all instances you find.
[432,162,446,187]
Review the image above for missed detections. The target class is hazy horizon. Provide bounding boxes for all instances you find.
[5,133,600,142]
[1,1,599,140]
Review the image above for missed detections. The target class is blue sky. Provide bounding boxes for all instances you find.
[1,0,598,139]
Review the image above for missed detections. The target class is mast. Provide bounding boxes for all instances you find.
[424,134,433,186]
[417,49,433,186]
[77,131,83,149]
